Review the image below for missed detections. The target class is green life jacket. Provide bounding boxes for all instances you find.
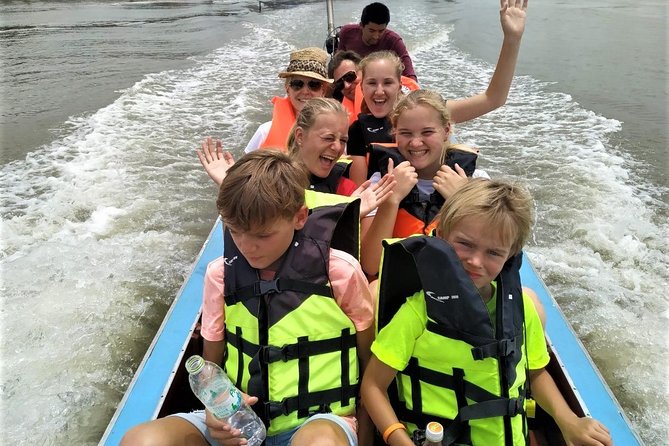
[377,236,528,445]
[223,198,361,436]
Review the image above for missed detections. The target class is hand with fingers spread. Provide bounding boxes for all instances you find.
[386,159,418,205]
[433,163,468,200]
[197,137,236,186]
[558,415,613,446]
[205,394,260,446]
[353,173,397,218]
[500,0,528,42]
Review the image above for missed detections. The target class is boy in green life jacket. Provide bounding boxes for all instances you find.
[361,179,612,446]
[122,150,375,446]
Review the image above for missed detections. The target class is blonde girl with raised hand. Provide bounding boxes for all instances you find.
[346,0,530,186]
[360,90,486,277]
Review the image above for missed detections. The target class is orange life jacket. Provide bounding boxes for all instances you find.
[259,96,296,151]
[400,75,420,93]
[393,210,439,238]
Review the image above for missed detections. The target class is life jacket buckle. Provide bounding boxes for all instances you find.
[261,344,299,363]
[471,338,516,360]
[508,395,525,417]
[255,278,282,296]
[265,400,290,418]
[308,403,332,417]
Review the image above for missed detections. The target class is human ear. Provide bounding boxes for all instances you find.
[443,122,452,140]
[294,206,308,230]
[294,127,304,147]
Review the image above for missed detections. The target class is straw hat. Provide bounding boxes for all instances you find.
[278,47,333,83]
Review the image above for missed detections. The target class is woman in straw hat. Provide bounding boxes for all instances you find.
[244,47,333,153]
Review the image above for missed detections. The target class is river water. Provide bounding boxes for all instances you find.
[1,0,667,444]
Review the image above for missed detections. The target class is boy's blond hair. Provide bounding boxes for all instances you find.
[286,98,348,156]
[217,150,309,230]
[436,178,534,256]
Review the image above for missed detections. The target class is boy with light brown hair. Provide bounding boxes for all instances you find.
[122,150,374,446]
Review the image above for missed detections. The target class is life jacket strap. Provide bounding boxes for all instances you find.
[471,334,523,360]
[228,278,332,304]
[440,395,525,445]
[225,328,261,357]
[259,330,357,363]
[262,384,359,420]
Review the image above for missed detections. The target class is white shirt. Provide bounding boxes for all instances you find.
[244,121,271,154]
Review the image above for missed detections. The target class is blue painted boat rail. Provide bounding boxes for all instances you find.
[99,218,224,446]
[521,253,644,445]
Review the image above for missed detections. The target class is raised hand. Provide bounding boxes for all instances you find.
[433,163,468,200]
[500,0,528,41]
[197,137,236,186]
[387,158,418,204]
[353,172,397,218]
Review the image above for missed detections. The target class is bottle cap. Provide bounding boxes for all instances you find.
[425,421,444,442]
[185,355,205,374]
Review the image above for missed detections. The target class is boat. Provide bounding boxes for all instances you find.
[98,216,643,446]
[98,2,644,443]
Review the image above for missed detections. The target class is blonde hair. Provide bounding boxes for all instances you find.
[217,150,309,231]
[435,178,535,256]
[359,50,403,81]
[286,98,348,156]
[358,51,404,114]
[390,89,454,164]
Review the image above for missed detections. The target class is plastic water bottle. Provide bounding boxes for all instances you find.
[185,355,266,446]
[422,421,443,446]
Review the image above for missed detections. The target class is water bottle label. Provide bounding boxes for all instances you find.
[210,389,242,419]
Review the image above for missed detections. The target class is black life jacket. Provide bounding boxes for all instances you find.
[308,161,350,194]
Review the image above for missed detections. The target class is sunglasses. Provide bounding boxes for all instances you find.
[288,79,323,92]
[336,71,357,84]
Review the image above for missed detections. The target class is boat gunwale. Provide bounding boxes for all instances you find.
[98,217,223,445]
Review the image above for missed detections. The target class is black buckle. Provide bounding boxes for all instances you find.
[308,403,332,417]
[255,279,281,296]
[471,338,515,360]
[508,396,524,417]
[261,344,299,363]
[265,400,289,418]
[498,339,515,356]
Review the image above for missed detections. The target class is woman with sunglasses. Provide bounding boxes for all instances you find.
[329,50,362,124]
[347,0,530,186]
[244,47,332,154]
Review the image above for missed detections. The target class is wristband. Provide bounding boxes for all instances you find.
[382,422,406,444]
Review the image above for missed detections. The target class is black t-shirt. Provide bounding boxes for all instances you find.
[347,114,394,157]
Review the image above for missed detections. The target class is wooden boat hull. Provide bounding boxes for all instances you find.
[99,218,643,445]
